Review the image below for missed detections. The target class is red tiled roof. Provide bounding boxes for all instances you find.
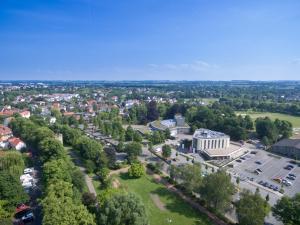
[0,125,12,136]
[63,112,75,116]
[8,137,23,147]
[19,110,30,116]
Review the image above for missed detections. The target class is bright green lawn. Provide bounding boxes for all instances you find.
[201,98,219,104]
[236,111,300,128]
[116,173,213,225]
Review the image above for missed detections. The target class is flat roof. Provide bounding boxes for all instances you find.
[193,128,229,139]
[273,138,300,149]
[202,144,243,157]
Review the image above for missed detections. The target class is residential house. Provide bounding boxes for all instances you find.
[8,137,26,150]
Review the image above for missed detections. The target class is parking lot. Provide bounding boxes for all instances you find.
[228,149,300,197]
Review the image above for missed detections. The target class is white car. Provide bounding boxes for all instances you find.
[24,168,34,174]
[282,179,292,186]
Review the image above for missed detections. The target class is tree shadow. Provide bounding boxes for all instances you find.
[119,171,131,180]
[150,186,213,225]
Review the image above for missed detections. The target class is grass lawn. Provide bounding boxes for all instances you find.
[115,173,213,225]
[236,111,300,128]
[201,98,219,104]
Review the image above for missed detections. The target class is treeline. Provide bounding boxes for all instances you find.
[168,164,270,225]
[50,124,108,174]
[220,98,300,116]
[0,151,29,224]
[256,117,293,145]
[10,117,96,225]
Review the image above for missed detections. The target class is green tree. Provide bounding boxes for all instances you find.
[274,119,293,139]
[38,137,65,163]
[147,101,159,122]
[133,132,142,143]
[236,190,270,225]
[0,151,25,177]
[71,168,85,192]
[179,163,202,193]
[199,170,234,211]
[0,171,29,208]
[272,193,300,225]
[255,118,278,143]
[42,180,95,225]
[0,200,10,219]
[128,162,145,178]
[125,126,134,141]
[162,144,172,158]
[124,142,142,163]
[98,193,148,225]
[43,159,73,184]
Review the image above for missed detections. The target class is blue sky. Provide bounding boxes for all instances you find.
[0,0,300,80]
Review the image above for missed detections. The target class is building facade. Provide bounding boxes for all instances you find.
[271,138,300,159]
[192,128,230,153]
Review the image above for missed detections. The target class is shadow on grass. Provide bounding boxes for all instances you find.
[119,172,132,180]
[151,186,213,225]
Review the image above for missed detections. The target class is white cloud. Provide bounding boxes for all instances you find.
[291,58,300,64]
[148,60,219,72]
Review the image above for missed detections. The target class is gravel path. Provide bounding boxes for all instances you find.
[68,150,97,196]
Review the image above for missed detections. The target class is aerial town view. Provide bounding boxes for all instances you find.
[0,1,299,225]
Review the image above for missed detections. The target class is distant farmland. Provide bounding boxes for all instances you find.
[235,111,300,128]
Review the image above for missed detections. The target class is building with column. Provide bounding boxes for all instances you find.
[193,129,230,152]
[192,128,245,160]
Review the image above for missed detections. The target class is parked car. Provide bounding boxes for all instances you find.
[287,176,295,180]
[289,173,296,178]
[236,159,242,163]
[15,208,34,223]
[23,168,34,174]
[273,186,279,191]
[273,178,282,183]
[282,179,292,186]
[255,161,262,165]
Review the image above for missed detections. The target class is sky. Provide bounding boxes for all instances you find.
[0,0,300,81]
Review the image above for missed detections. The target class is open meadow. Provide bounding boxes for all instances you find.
[236,111,300,128]
[94,172,213,225]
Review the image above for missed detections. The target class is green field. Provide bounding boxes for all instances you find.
[235,111,300,128]
[201,98,219,104]
[115,173,213,225]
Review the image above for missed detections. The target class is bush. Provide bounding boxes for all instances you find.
[128,162,145,178]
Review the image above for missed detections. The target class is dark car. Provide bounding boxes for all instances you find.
[15,208,34,223]
[287,176,295,180]
[236,159,242,163]
[284,166,292,170]
[289,173,296,178]
[255,161,262,165]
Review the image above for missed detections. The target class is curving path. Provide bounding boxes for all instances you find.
[68,149,97,196]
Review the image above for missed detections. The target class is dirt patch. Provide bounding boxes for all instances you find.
[109,166,130,176]
[112,178,121,188]
[150,193,166,211]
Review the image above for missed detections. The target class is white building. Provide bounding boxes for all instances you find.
[192,129,230,152]
[192,128,243,160]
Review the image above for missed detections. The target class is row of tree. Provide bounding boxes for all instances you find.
[50,123,149,225]
[255,117,293,145]
[10,117,95,225]
[0,151,29,223]
[169,164,272,225]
